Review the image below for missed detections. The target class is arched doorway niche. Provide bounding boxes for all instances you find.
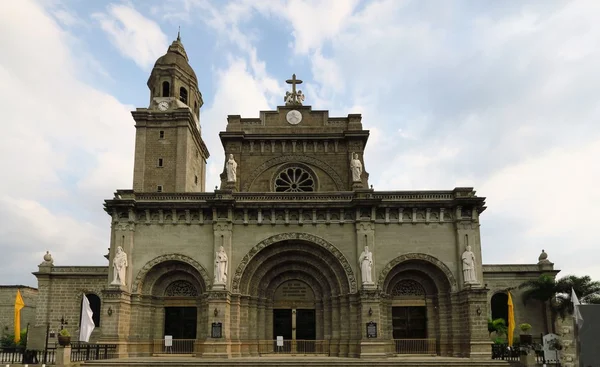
[131,258,208,342]
[380,255,454,356]
[233,237,356,357]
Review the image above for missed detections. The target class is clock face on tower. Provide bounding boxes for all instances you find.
[286,110,302,125]
[157,101,170,111]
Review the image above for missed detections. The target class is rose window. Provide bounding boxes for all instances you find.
[274,167,315,192]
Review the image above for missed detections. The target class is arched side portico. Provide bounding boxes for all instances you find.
[379,253,456,357]
[231,234,358,357]
[128,254,210,352]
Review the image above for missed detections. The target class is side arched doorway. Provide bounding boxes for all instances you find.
[233,235,357,357]
[131,256,209,354]
[380,255,455,356]
[490,292,509,327]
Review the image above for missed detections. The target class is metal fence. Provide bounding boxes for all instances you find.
[491,343,557,364]
[393,339,437,354]
[70,342,117,362]
[153,339,196,354]
[257,340,329,355]
[1,347,55,364]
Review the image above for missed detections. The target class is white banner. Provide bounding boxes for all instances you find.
[79,295,95,342]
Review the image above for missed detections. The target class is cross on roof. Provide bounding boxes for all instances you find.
[284,74,305,106]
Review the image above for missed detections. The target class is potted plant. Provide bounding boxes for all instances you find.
[519,323,532,345]
[57,329,71,346]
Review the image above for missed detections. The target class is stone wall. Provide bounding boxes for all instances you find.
[482,263,559,339]
[31,266,108,348]
[0,286,37,339]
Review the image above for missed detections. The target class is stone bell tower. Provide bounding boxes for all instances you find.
[131,33,209,193]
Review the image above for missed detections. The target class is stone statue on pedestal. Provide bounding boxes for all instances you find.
[111,246,128,286]
[214,245,228,285]
[350,153,362,182]
[226,154,237,183]
[358,245,373,285]
[461,245,478,285]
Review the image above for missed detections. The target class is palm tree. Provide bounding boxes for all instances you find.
[518,274,558,334]
[554,275,600,319]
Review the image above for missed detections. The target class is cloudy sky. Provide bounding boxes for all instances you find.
[1,0,599,287]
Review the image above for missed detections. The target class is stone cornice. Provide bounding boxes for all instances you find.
[482,264,559,275]
[33,266,108,277]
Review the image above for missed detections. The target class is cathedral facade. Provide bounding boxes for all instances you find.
[27,37,557,359]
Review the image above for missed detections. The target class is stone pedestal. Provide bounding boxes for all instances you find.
[203,290,231,358]
[352,181,363,190]
[99,288,131,357]
[458,287,491,359]
[55,346,71,366]
[520,350,536,366]
[225,181,236,191]
[357,289,387,358]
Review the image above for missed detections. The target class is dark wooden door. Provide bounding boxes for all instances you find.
[296,309,316,340]
[392,306,427,339]
[164,307,197,339]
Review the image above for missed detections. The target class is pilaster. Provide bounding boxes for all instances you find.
[203,290,231,358]
[458,287,491,359]
[358,289,387,358]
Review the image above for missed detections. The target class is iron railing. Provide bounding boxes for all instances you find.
[70,342,117,362]
[257,340,329,355]
[1,347,55,364]
[393,339,437,354]
[153,339,195,354]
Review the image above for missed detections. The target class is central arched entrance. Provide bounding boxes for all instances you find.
[233,234,356,357]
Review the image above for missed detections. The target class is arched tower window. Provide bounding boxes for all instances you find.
[162,81,170,97]
[82,293,101,327]
[179,87,188,105]
[491,292,509,327]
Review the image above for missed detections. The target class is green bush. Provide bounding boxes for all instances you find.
[0,330,27,348]
[519,323,532,333]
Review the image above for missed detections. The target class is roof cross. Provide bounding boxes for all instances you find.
[284,74,305,106]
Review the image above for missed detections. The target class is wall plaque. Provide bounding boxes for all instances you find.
[366,321,377,338]
[211,322,222,338]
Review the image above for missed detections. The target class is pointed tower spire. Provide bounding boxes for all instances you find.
[177,26,181,41]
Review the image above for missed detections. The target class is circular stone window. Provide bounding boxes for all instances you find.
[274,167,316,192]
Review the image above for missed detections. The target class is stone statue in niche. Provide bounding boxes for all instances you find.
[350,153,363,182]
[358,245,374,285]
[226,154,237,182]
[111,246,128,286]
[461,245,478,284]
[214,245,228,285]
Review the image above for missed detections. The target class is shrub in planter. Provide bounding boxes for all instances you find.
[519,323,532,345]
[57,329,71,346]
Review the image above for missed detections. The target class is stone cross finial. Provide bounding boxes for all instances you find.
[284,74,305,106]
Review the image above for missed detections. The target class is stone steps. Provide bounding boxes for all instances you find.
[84,356,514,367]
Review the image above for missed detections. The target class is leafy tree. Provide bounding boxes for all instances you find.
[519,274,600,333]
[554,275,600,319]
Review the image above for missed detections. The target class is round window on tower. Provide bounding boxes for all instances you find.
[272,164,317,192]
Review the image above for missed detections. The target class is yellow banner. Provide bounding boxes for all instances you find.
[14,289,25,343]
[507,291,515,346]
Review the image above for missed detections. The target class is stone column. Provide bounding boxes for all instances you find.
[437,293,452,356]
[315,299,324,340]
[109,216,135,291]
[239,296,249,355]
[358,289,387,358]
[248,297,259,356]
[348,294,360,357]
[203,290,231,358]
[212,223,232,290]
[339,295,350,357]
[229,294,241,357]
[330,296,340,356]
[355,222,377,289]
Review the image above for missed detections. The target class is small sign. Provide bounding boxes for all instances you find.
[164,335,172,347]
[276,336,284,347]
[366,322,377,338]
[211,322,222,338]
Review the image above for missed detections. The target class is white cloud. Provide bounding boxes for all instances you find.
[0,0,134,285]
[93,4,168,70]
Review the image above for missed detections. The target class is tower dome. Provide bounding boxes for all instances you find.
[146,33,203,118]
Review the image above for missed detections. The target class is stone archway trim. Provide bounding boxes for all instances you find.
[243,155,344,192]
[232,232,357,294]
[378,253,458,292]
[132,253,211,293]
